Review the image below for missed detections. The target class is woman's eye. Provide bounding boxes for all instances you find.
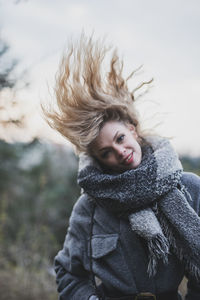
[117,134,125,143]
[101,150,110,159]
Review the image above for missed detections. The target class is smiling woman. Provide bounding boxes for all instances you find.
[42,34,200,300]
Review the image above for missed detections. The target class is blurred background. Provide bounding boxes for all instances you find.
[0,0,200,299]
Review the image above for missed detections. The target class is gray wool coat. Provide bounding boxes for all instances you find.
[54,172,200,300]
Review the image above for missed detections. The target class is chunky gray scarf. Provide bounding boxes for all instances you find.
[78,136,200,282]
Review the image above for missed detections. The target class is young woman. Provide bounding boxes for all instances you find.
[43,35,200,300]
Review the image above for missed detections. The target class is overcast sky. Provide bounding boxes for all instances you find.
[1,0,200,155]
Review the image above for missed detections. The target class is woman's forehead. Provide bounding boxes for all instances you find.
[93,121,127,148]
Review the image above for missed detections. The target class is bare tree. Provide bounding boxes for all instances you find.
[0,40,17,90]
[0,38,28,130]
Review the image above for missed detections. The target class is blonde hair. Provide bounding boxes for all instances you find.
[42,34,152,153]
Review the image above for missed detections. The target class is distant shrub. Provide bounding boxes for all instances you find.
[0,267,57,300]
[181,156,200,176]
[0,139,80,299]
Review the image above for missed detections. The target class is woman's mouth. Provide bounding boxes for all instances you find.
[123,152,133,165]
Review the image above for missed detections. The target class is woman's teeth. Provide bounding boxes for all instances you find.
[126,153,132,161]
[124,152,133,164]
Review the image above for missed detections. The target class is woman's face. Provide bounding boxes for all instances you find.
[92,121,142,173]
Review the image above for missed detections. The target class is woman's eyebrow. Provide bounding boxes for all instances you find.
[113,131,119,141]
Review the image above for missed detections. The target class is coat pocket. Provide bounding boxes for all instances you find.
[90,234,119,259]
[87,233,135,290]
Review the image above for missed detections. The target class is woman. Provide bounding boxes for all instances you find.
[43,34,200,300]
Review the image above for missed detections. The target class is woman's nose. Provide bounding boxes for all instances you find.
[115,146,125,157]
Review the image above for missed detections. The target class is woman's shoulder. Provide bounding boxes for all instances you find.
[71,193,92,216]
[70,193,118,232]
[181,172,200,213]
[181,171,200,190]
[67,193,94,238]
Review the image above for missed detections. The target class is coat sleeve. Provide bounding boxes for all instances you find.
[182,172,200,300]
[54,194,97,300]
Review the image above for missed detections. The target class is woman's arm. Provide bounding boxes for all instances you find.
[54,194,98,300]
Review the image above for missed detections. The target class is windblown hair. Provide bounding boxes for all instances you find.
[42,34,152,153]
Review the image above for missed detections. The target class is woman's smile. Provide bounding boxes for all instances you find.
[122,151,134,165]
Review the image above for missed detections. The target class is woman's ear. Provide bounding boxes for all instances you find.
[127,123,138,138]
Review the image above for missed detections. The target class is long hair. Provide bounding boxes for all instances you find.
[42,34,152,153]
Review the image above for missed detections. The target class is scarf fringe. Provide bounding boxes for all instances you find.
[159,211,200,282]
[147,233,169,277]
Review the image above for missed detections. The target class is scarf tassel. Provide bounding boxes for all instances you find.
[159,211,200,283]
[147,233,169,277]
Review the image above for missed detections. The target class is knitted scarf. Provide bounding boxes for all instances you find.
[78,136,200,282]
